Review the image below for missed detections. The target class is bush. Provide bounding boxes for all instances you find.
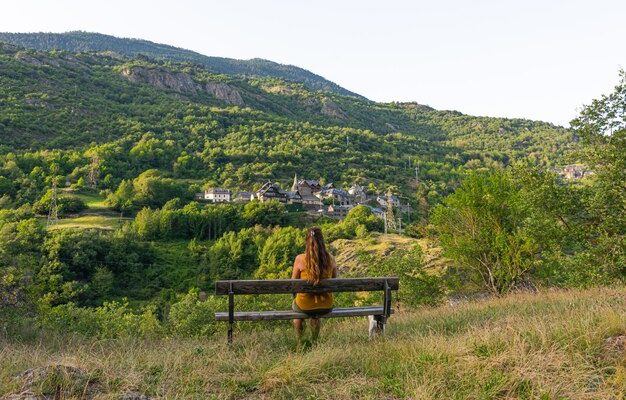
[206,227,267,280]
[255,226,305,279]
[431,170,537,294]
[365,245,444,306]
[344,205,384,232]
[38,300,162,339]
[242,200,288,226]
[321,220,359,242]
[37,228,155,306]
[33,190,87,216]
[168,289,221,337]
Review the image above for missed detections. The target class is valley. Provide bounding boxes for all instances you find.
[0,29,624,399]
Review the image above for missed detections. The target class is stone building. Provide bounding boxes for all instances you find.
[255,182,288,203]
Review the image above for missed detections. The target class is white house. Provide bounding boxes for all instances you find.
[202,188,232,202]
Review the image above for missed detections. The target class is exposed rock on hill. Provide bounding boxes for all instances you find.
[120,67,244,105]
[320,99,347,119]
[120,67,197,93]
[204,81,244,106]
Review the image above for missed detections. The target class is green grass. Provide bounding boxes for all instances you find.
[65,190,108,210]
[1,287,624,399]
[42,190,129,231]
[47,215,130,231]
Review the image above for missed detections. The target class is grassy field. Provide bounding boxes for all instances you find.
[69,191,108,210]
[42,189,132,231]
[47,215,130,231]
[1,288,625,399]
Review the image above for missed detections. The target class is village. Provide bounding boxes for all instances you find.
[194,174,407,221]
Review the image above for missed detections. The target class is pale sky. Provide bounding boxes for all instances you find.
[2,0,625,126]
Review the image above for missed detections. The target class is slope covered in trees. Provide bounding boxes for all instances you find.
[0,41,576,209]
[0,31,363,97]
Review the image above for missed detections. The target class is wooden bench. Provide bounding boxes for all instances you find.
[214,277,399,343]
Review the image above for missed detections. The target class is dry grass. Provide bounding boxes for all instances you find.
[332,233,422,274]
[331,234,450,276]
[1,288,625,399]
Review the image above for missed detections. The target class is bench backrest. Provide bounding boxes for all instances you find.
[215,277,399,295]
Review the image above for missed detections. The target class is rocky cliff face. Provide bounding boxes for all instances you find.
[204,81,244,106]
[300,96,348,120]
[120,67,244,106]
[120,67,197,93]
[320,98,347,119]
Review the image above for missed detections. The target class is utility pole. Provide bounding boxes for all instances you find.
[407,202,411,224]
[47,182,59,226]
[88,154,100,189]
[385,190,397,233]
[384,212,387,234]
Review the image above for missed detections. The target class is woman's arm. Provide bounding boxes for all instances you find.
[292,254,302,279]
[292,255,302,298]
[332,256,338,278]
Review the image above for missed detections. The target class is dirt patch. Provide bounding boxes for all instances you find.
[604,335,626,354]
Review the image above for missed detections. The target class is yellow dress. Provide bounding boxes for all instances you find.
[295,266,334,310]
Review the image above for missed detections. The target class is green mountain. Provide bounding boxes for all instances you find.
[0,39,576,207]
[0,31,362,98]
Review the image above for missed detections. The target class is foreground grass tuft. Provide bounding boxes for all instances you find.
[1,288,625,399]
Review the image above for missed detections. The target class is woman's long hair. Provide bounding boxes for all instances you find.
[303,226,332,285]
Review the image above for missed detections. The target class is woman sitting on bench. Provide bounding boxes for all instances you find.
[291,226,337,346]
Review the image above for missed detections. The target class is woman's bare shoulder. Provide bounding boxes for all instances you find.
[294,253,305,268]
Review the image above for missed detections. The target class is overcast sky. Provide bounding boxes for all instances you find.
[3,0,625,126]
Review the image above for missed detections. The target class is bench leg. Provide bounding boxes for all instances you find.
[368,315,386,338]
[228,284,234,345]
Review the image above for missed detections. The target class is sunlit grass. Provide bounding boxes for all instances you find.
[65,190,108,210]
[47,215,129,231]
[1,287,624,399]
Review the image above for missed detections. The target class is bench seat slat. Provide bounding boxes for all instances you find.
[215,306,394,321]
[215,277,399,295]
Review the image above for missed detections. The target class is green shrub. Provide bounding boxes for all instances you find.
[38,300,162,339]
[33,190,87,216]
[365,245,444,306]
[255,226,305,279]
[168,289,220,337]
[431,170,537,294]
[321,221,354,242]
[344,205,384,232]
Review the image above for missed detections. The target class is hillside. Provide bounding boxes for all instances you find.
[2,288,624,399]
[0,39,577,206]
[0,31,363,97]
